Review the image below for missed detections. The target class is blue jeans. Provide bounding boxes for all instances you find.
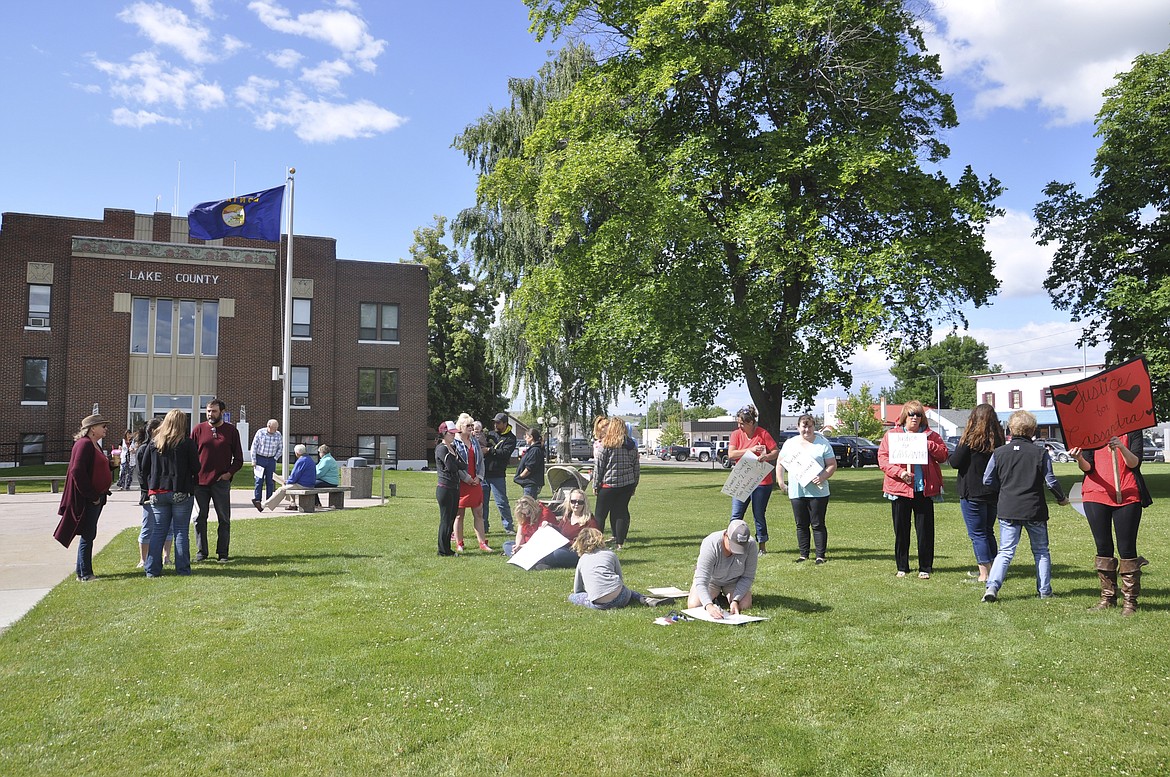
[986,519,1051,597]
[522,484,541,499]
[568,586,644,609]
[146,492,193,576]
[253,455,276,501]
[482,476,514,533]
[75,503,103,579]
[959,499,998,565]
[731,482,773,544]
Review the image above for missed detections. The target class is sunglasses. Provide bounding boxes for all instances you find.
[569,499,585,505]
[906,412,923,418]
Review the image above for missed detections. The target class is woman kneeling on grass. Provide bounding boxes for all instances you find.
[568,528,668,610]
[503,495,558,557]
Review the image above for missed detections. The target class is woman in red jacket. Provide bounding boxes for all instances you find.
[877,400,949,579]
[54,414,115,581]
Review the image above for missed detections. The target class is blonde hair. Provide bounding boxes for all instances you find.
[571,527,606,555]
[601,416,627,448]
[560,489,591,524]
[457,412,474,433]
[899,400,929,429]
[514,495,542,527]
[593,415,608,440]
[154,409,189,452]
[1007,410,1038,439]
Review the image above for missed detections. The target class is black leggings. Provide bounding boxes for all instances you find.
[596,484,636,544]
[1084,501,1142,559]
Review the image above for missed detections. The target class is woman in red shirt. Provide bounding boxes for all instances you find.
[1070,431,1151,615]
[728,405,779,553]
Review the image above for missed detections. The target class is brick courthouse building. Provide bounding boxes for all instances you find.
[2,206,428,465]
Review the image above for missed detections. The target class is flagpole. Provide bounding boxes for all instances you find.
[281,168,296,481]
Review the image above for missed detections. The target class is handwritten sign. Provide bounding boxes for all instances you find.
[721,451,774,502]
[778,446,822,487]
[1051,357,1156,450]
[507,524,569,570]
[886,433,928,465]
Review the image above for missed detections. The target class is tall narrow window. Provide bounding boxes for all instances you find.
[177,300,197,355]
[1041,388,1053,408]
[130,297,150,353]
[292,298,311,338]
[291,366,310,405]
[359,303,399,341]
[129,394,147,431]
[982,392,996,407]
[1009,390,1022,409]
[201,301,219,356]
[358,368,398,407]
[27,284,51,328]
[154,298,173,354]
[22,358,48,402]
[357,435,397,461]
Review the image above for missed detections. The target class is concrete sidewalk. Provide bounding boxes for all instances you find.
[0,488,387,634]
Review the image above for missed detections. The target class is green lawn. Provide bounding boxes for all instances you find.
[2,464,1168,775]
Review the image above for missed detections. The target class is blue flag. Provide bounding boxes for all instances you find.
[188,185,285,242]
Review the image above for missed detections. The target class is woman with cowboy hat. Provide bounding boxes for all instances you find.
[54,413,116,581]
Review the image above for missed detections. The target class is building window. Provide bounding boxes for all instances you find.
[154,298,174,354]
[201,301,219,356]
[131,297,150,353]
[27,284,51,328]
[982,392,995,406]
[197,395,216,424]
[19,433,46,465]
[1041,388,1053,408]
[1008,390,1022,409]
[291,366,310,406]
[357,434,397,462]
[359,303,399,342]
[290,434,319,460]
[358,368,398,408]
[22,358,48,403]
[292,298,311,338]
[177,300,197,356]
[128,394,147,432]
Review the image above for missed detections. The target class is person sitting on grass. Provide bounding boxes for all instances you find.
[568,528,668,609]
[980,410,1069,603]
[503,495,557,557]
[687,519,758,619]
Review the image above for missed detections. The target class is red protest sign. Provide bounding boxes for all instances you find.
[1051,357,1156,450]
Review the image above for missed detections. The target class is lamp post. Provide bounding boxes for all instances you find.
[917,363,942,419]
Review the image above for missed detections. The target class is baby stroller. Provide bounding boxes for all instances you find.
[541,464,591,512]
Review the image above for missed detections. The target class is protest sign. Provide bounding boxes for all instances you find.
[720,451,774,502]
[886,433,929,465]
[1051,357,1156,450]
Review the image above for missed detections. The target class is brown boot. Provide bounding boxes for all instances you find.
[1089,556,1118,610]
[1119,557,1150,616]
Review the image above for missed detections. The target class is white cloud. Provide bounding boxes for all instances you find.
[982,209,1054,298]
[969,321,1107,373]
[111,107,183,128]
[234,75,280,105]
[191,82,226,110]
[301,58,352,93]
[267,48,303,69]
[925,0,1170,124]
[191,0,215,17]
[254,90,406,142]
[248,0,386,73]
[221,35,247,57]
[91,51,204,110]
[117,2,215,64]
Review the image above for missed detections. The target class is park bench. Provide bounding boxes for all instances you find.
[280,486,353,513]
[4,476,67,495]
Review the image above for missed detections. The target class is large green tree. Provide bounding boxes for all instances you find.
[834,383,886,439]
[453,44,621,461]
[409,216,507,431]
[1034,46,1170,416]
[485,0,1001,433]
[887,334,999,409]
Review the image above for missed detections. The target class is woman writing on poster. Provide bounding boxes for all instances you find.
[1070,430,1151,615]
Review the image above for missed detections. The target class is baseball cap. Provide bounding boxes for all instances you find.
[493,413,508,423]
[439,421,457,435]
[726,519,751,554]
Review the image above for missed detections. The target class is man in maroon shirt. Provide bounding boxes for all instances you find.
[191,398,243,562]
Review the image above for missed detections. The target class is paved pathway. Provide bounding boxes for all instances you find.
[0,488,386,634]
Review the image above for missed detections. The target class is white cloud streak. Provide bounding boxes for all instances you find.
[255,91,406,142]
[118,2,215,64]
[248,0,386,73]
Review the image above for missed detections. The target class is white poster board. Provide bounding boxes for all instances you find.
[887,433,929,465]
[721,450,774,502]
[507,524,569,570]
[682,606,768,625]
[779,447,822,487]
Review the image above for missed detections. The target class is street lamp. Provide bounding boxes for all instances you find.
[917,363,942,417]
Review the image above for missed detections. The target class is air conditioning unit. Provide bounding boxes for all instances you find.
[27,317,48,328]
[291,396,309,406]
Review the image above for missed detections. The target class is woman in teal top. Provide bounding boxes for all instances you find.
[315,444,340,487]
[777,414,838,564]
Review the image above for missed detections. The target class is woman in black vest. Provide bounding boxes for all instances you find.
[435,421,463,557]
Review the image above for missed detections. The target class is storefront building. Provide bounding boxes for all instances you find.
[3,206,428,465]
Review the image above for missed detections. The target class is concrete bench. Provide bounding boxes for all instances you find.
[4,476,67,495]
[281,486,352,512]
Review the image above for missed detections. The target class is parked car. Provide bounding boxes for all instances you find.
[830,436,879,468]
[657,444,690,462]
[1142,441,1164,462]
[1033,438,1071,463]
[690,441,717,462]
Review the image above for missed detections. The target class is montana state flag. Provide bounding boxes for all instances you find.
[188,185,284,242]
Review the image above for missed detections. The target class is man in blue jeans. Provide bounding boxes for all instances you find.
[482,413,517,534]
[249,418,282,512]
[192,399,243,562]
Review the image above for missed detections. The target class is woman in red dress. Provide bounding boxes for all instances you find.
[453,413,489,552]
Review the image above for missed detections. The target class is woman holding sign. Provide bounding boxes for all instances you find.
[1071,430,1151,615]
[778,414,837,563]
[728,405,780,554]
[877,400,948,579]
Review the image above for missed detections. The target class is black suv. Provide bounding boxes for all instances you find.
[830,436,879,468]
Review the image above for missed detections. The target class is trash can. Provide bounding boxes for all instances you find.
[341,458,372,499]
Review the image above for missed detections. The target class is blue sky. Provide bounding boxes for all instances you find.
[2,1,1168,415]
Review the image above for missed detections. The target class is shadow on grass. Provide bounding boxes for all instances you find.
[755,592,831,614]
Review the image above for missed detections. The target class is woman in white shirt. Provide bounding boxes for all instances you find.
[777,414,837,564]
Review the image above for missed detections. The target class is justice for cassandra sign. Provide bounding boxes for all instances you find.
[1051,357,1157,450]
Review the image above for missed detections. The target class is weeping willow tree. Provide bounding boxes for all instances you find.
[454,43,622,457]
